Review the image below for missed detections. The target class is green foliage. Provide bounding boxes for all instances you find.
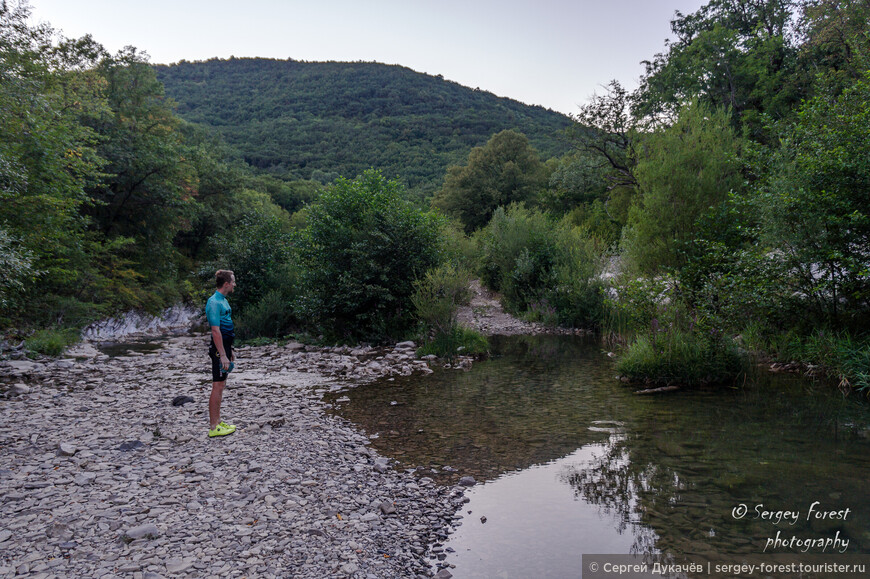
[412,263,472,335]
[756,73,870,327]
[622,101,745,275]
[0,228,38,316]
[798,0,870,93]
[546,223,606,327]
[299,170,443,342]
[479,205,556,312]
[676,193,790,332]
[154,58,573,194]
[235,290,297,341]
[440,219,479,272]
[479,205,604,327]
[432,130,548,232]
[540,152,609,215]
[266,179,322,214]
[607,275,744,385]
[0,2,106,318]
[25,328,79,357]
[204,208,297,313]
[603,276,672,341]
[635,0,806,138]
[615,329,743,386]
[84,47,195,285]
[416,325,489,359]
[564,199,623,246]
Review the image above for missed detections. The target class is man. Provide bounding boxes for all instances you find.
[206,270,237,437]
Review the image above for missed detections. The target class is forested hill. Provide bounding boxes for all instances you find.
[154,57,574,192]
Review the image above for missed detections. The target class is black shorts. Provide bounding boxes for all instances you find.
[208,335,234,382]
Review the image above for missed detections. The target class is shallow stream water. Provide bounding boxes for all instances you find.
[325,335,870,578]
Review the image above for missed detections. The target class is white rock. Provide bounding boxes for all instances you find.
[9,383,30,395]
[124,523,160,540]
[57,442,77,456]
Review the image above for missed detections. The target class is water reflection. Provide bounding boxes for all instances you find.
[325,335,622,483]
[324,335,870,577]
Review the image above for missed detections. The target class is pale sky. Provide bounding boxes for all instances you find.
[27,0,706,116]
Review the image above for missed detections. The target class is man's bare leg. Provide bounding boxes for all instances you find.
[209,380,225,429]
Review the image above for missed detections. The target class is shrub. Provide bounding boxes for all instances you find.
[416,325,489,359]
[607,274,745,385]
[235,290,297,341]
[298,170,443,342]
[479,204,557,313]
[479,204,604,327]
[441,219,479,271]
[412,263,472,335]
[25,328,79,357]
[202,211,297,313]
[546,222,605,327]
[615,329,743,386]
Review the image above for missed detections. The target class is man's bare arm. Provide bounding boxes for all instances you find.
[211,326,230,369]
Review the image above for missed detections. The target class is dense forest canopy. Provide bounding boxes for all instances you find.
[153,58,574,195]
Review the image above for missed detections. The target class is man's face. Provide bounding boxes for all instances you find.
[221,275,236,294]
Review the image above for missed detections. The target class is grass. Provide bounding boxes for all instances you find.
[25,328,80,357]
[743,326,870,394]
[417,325,489,359]
[615,329,744,386]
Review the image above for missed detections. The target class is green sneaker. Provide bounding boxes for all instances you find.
[219,421,235,430]
[208,423,236,437]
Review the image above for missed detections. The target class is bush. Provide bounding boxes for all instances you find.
[235,290,297,341]
[479,204,604,327]
[441,219,479,272]
[621,101,744,275]
[203,210,297,313]
[546,222,605,327]
[298,170,443,342]
[416,325,489,359]
[607,274,745,385]
[615,329,744,386]
[25,328,79,357]
[412,263,472,335]
[479,204,558,313]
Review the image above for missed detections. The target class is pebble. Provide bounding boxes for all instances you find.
[9,383,30,395]
[57,442,77,456]
[0,334,469,578]
[124,523,161,540]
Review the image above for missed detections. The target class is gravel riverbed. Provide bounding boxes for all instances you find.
[0,336,472,579]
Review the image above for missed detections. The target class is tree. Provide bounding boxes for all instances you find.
[0,1,111,320]
[798,0,870,92]
[299,169,443,341]
[758,72,870,326]
[635,0,806,139]
[84,47,196,286]
[569,80,638,189]
[622,101,745,274]
[432,130,547,232]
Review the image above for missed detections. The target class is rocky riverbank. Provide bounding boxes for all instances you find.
[456,279,589,336]
[0,336,471,579]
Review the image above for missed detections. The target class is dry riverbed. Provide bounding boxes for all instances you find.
[0,337,473,579]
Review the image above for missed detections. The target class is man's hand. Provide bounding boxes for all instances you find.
[220,353,230,371]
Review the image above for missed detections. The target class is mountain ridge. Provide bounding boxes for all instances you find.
[154,57,574,193]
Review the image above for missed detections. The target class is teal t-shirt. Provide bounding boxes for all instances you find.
[205,291,234,338]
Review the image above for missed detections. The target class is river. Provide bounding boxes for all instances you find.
[325,334,870,578]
